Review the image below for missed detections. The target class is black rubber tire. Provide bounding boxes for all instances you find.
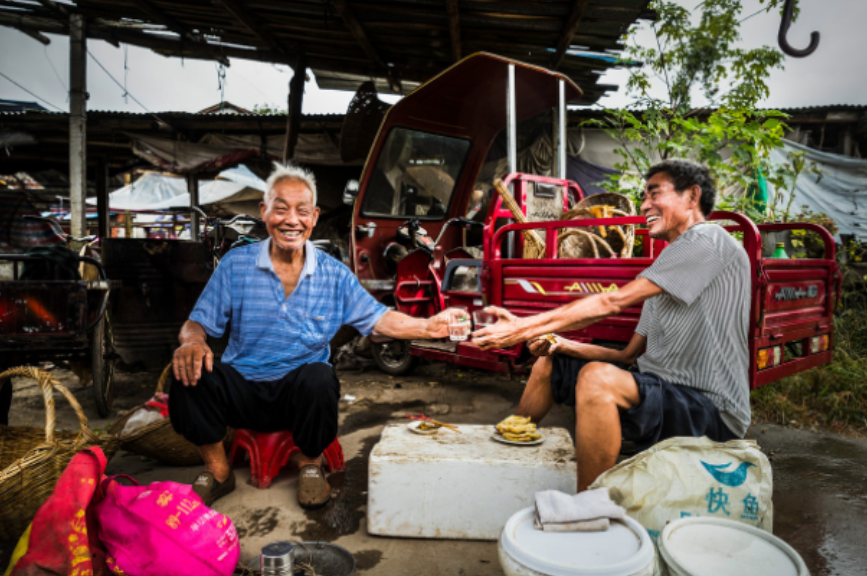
[91,314,115,418]
[371,340,418,376]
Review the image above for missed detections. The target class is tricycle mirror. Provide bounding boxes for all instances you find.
[343,179,360,205]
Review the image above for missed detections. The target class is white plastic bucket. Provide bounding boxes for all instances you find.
[658,517,809,576]
[498,507,655,576]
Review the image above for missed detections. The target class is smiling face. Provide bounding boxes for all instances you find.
[640,171,704,242]
[260,178,320,255]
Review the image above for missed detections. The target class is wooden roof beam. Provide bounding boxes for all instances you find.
[550,0,591,70]
[330,0,404,92]
[36,0,67,16]
[445,0,461,62]
[126,0,229,65]
[6,21,51,44]
[330,0,382,66]
[218,0,300,63]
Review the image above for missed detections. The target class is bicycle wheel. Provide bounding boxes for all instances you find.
[91,313,115,418]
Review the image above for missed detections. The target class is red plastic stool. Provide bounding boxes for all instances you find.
[229,430,345,489]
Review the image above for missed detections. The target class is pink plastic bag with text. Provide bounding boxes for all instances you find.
[94,476,239,576]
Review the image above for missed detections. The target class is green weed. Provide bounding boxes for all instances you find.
[751,302,867,432]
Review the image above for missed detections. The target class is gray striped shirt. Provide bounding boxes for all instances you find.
[636,222,751,437]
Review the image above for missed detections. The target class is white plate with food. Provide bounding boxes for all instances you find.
[493,415,544,445]
[492,431,544,446]
[408,420,442,435]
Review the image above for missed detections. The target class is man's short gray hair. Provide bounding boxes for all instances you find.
[264,162,318,207]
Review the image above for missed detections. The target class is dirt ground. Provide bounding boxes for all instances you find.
[2,361,866,576]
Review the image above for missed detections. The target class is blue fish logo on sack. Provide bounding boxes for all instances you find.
[700,461,755,487]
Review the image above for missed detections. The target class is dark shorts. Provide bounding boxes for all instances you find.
[169,360,340,458]
[551,355,737,451]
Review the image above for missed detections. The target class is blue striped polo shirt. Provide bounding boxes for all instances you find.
[189,239,387,381]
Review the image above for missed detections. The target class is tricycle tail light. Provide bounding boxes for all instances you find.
[772,346,782,367]
[757,348,769,370]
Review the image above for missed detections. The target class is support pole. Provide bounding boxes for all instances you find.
[283,56,307,163]
[558,79,567,180]
[69,13,87,238]
[552,107,559,178]
[506,64,517,176]
[505,63,517,259]
[96,157,109,239]
[187,173,200,239]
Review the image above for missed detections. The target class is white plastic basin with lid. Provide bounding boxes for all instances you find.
[658,517,809,576]
[498,507,655,576]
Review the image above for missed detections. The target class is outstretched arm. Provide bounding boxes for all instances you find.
[473,277,662,350]
[370,309,453,341]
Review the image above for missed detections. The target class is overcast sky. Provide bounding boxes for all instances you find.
[0,0,864,115]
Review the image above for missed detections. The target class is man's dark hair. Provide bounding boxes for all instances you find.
[644,159,716,217]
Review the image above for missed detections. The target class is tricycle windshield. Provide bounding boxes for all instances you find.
[361,127,471,220]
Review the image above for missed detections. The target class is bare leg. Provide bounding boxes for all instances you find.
[198,442,231,483]
[574,362,641,492]
[516,355,556,423]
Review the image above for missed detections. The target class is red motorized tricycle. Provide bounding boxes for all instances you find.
[343,53,839,390]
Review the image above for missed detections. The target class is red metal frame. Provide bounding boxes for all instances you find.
[403,204,838,390]
[482,172,585,260]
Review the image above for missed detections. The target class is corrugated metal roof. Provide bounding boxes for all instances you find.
[0,0,655,105]
[0,109,345,120]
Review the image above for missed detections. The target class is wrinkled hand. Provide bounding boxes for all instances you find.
[471,306,523,350]
[527,335,564,357]
[173,340,213,386]
[426,308,455,339]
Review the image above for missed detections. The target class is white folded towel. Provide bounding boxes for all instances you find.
[533,488,627,532]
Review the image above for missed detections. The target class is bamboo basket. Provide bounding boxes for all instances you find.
[559,193,636,259]
[493,179,546,259]
[109,364,232,467]
[0,366,121,541]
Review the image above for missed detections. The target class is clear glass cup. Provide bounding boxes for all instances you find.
[448,307,471,341]
[473,310,499,331]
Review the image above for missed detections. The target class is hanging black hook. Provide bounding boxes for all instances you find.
[778,0,819,58]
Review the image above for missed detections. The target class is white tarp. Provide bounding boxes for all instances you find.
[86,165,266,216]
[767,139,867,241]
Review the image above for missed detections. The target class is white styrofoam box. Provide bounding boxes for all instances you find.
[368,423,577,541]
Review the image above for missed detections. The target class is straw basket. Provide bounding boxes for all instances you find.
[0,366,121,541]
[559,193,636,259]
[109,364,232,466]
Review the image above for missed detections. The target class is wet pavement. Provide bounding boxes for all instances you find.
[2,363,866,575]
[750,424,867,576]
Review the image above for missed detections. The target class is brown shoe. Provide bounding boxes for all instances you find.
[192,470,236,506]
[297,464,331,509]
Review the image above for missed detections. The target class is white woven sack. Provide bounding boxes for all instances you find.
[590,436,773,541]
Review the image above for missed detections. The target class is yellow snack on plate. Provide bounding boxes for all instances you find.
[496,415,536,435]
[503,432,542,442]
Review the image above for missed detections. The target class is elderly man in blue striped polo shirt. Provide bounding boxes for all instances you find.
[474,159,750,492]
[169,163,453,508]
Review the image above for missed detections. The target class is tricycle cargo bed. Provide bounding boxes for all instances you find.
[475,211,838,390]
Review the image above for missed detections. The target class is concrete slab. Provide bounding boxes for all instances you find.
[368,424,575,540]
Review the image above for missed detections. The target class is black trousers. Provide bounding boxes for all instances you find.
[169,360,340,458]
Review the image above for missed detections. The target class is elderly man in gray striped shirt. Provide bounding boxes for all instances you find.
[474,159,750,492]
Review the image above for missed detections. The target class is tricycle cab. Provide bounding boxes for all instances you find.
[348,53,583,298]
